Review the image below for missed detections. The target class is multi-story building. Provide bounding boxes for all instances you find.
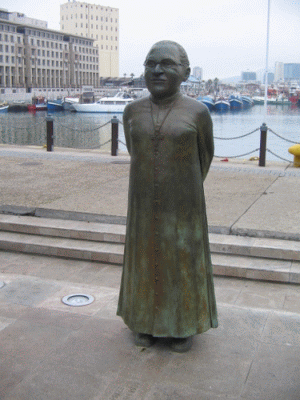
[60,1,119,78]
[274,62,284,82]
[241,71,257,82]
[192,66,202,80]
[284,63,300,82]
[0,10,99,91]
[7,11,48,29]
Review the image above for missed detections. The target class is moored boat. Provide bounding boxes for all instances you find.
[241,96,254,108]
[62,96,80,111]
[229,95,243,110]
[197,95,214,111]
[0,105,9,113]
[47,99,63,111]
[28,96,47,112]
[8,101,28,112]
[214,98,230,112]
[72,92,133,113]
[253,95,291,105]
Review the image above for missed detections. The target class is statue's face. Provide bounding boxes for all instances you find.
[144,44,190,99]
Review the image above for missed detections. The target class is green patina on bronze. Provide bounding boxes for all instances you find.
[117,41,218,338]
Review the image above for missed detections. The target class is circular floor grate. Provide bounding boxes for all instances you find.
[62,293,94,307]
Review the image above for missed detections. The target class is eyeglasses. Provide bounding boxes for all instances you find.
[143,60,184,70]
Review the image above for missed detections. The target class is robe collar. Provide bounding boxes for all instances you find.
[149,92,182,108]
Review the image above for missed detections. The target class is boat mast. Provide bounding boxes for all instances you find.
[264,0,271,118]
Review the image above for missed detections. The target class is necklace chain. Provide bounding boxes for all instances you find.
[150,97,178,135]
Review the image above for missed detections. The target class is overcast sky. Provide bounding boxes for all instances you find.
[2,0,299,79]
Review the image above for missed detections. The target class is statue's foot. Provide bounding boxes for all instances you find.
[134,333,156,348]
[171,336,193,353]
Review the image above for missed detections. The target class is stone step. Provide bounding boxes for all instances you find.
[0,230,298,284]
[0,214,126,243]
[212,253,299,284]
[0,214,299,262]
[209,233,300,262]
[0,231,124,264]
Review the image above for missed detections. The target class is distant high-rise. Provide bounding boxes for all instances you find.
[263,72,274,84]
[284,63,300,81]
[241,71,256,81]
[60,1,119,78]
[274,62,284,82]
[192,66,202,80]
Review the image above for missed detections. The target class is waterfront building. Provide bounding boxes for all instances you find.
[60,1,119,78]
[192,66,203,80]
[0,11,99,92]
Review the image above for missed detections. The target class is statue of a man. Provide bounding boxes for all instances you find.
[117,40,218,352]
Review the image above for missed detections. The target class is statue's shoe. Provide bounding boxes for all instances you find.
[134,333,156,348]
[171,336,193,353]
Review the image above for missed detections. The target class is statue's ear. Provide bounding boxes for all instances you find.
[183,67,191,82]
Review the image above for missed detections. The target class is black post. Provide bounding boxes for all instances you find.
[259,123,268,167]
[46,115,54,152]
[111,116,119,156]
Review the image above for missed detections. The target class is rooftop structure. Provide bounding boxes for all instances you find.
[0,16,99,90]
[60,1,119,78]
[0,8,47,28]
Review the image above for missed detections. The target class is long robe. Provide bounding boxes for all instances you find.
[117,93,218,338]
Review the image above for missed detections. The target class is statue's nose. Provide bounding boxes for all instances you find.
[154,63,163,73]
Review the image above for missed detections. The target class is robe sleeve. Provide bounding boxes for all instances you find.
[197,107,214,181]
[123,104,132,155]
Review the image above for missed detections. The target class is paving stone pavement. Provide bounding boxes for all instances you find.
[0,145,300,399]
[0,251,300,400]
[0,145,300,240]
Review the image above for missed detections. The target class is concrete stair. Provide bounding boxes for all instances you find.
[0,214,299,284]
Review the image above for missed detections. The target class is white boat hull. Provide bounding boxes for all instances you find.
[73,92,133,113]
[73,103,127,113]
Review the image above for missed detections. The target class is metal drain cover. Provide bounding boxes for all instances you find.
[62,293,94,307]
[0,282,5,289]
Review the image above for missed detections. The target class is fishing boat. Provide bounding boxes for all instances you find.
[267,96,291,105]
[241,96,254,108]
[28,96,47,112]
[8,101,28,112]
[229,95,243,110]
[63,96,80,111]
[47,99,64,111]
[72,92,133,113]
[0,105,9,113]
[214,98,230,112]
[253,95,291,105]
[197,95,214,111]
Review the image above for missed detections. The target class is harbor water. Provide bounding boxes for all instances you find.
[0,104,299,162]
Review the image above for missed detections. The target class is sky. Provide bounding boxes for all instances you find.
[2,0,300,80]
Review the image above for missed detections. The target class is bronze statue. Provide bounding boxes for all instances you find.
[117,40,218,352]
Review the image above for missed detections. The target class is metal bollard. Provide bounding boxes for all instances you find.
[46,115,54,152]
[111,116,119,156]
[259,123,268,167]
